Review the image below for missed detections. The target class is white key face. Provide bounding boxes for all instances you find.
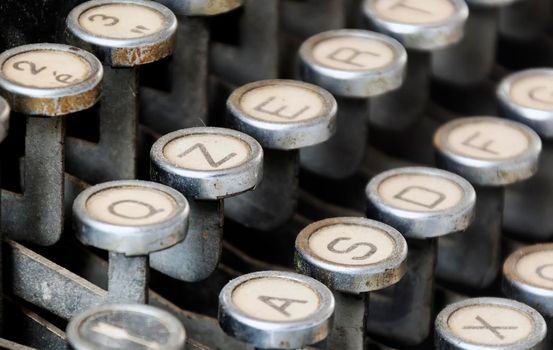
[78,3,165,39]
[308,223,395,266]
[86,186,177,226]
[444,121,530,160]
[311,36,395,71]
[2,50,92,88]
[239,84,325,123]
[232,277,320,322]
[516,250,553,290]
[373,0,455,25]
[447,305,533,346]
[163,134,251,171]
[377,173,463,212]
[510,74,553,111]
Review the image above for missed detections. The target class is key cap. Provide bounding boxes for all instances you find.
[497,69,553,241]
[226,80,335,230]
[141,0,244,132]
[433,0,521,86]
[67,303,186,350]
[0,43,102,245]
[150,127,262,280]
[434,117,541,289]
[503,243,553,347]
[363,0,467,131]
[435,297,547,349]
[218,270,334,349]
[366,166,476,346]
[295,217,407,350]
[73,180,190,303]
[65,0,177,184]
[299,29,406,178]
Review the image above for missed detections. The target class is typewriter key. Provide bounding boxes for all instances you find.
[295,217,407,350]
[433,0,520,86]
[0,43,102,246]
[226,80,335,230]
[150,127,262,281]
[141,0,244,132]
[498,69,553,240]
[434,117,541,289]
[218,271,334,349]
[73,180,189,303]
[503,244,553,347]
[66,0,177,184]
[435,297,547,349]
[67,303,186,350]
[366,166,476,346]
[299,29,406,178]
[363,0,468,130]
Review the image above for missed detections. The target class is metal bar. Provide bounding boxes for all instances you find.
[107,252,148,304]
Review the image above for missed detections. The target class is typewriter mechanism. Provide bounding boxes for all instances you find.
[0,0,552,349]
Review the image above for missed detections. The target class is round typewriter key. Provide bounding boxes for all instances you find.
[503,244,553,347]
[218,271,334,349]
[150,127,262,281]
[434,117,541,290]
[67,304,186,350]
[432,0,521,86]
[295,217,407,349]
[156,0,243,16]
[435,297,547,349]
[226,80,334,230]
[66,0,177,183]
[0,43,102,246]
[73,180,189,303]
[299,30,406,178]
[365,166,475,346]
[363,0,468,135]
[498,69,553,240]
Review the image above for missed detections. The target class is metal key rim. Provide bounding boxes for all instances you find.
[497,68,553,138]
[219,271,334,348]
[0,43,103,100]
[67,303,187,350]
[363,0,469,50]
[435,297,547,350]
[295,217,408,293]
[299,29,407,98]
[503,243,553,316]
[66,0,177,66]
[150,127,263,199]
[73,180,190,256]
[434,117,542,187]
[366,166,476,239]
[227,79,337,150]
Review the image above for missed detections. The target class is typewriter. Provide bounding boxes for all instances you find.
[0,0,552,349]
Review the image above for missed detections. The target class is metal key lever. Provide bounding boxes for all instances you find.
[365,167,476,347]
[435,297,547,350]
[225,80,335,231]
[211,0,279,84]
[218,271,335,350]
[0,43,103,246]
[298,29,406,180]
[362,0,468,160]
[67,304,186,350]
[503,244,553,348]
[72,180,190,303]
[498,69,553,240]
[295,217,407,350]
[150,127,262,281]
[432,0,521,86]
[65,0,177,184]
[141,0,244,133]
[434,117,541,290]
